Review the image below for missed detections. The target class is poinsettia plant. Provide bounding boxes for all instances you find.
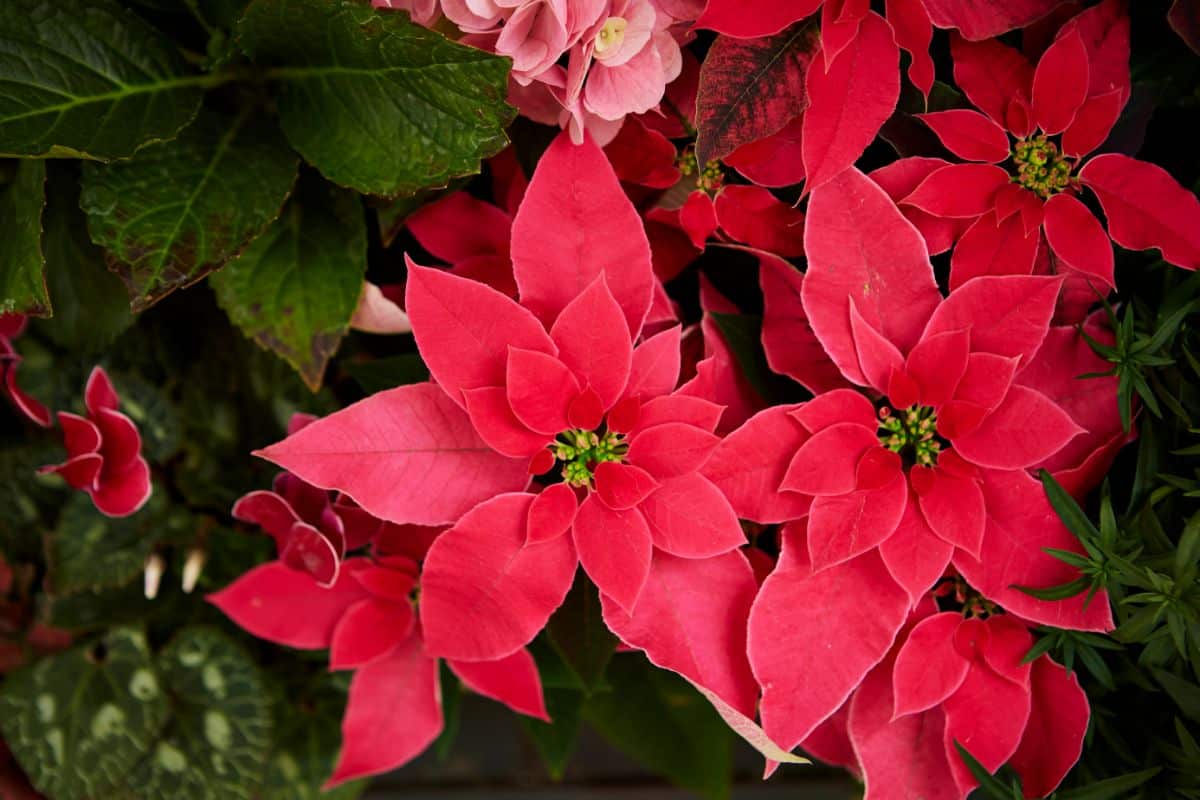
[1,0,1200,798]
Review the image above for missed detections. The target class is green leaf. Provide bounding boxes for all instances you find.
[0,158,49,315]
[1039,469,1102,542]
[547,573,618,695]
[80,109,298,311]
[108,372,184,463]
[952,742,1012,800]
[128,626,272,799]
[236,0,515,197]
[0,627,170,800]
[584,654,732,800]
[263,674,365,800]
[1055,767,1162,799]
[0,0,207,160]
[1154,668,1200,723]
[44,491,168,594]
[343,353,429,395]
[38,162,132,351]
[520,687,585,780]
[211,172,366,390]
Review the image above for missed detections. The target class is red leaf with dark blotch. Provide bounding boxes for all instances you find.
[724,116,806,188]
[912,467,985,557]
[603,550,761,716]
[879,495,955,606]
[941,665,1031,794]
[807,473,908,571]
[916,110,1010,163]
[506,348,581,435]
[639,472,746,558]
[447,648,550,721]
[1061,89,1124,157]
[802,13,900,191]
[1080,153,1200,270]
[1170,0,1200,55]
[870,158,970,255]
[1031,28,1089,135]
[406,261,555,408]
[1008,656,1090,797]
[887,0,934,97]
[526,483,579,544]
[1061,0,1131,101]
[594,462,660,510]
[949,212,1040,291]
[905,329,970,408]
[891,613,970,717]
[326,635,441,787]
[624,326,682,402]
[406,191,510,263]
[420,493,578,660]
[84,366,119,416]
[463,386,552,458]
[574,494,653,613]
[781,422,879,497]
[952,385,1083,469]
[511,132,654,334]
[550,275,634,409]
[329,597,414,670]
[750,539,911,751]
[1043,193,1114,287]
[280,522,341,587]
[603,118,680,189]
[901,163,1008,218]
[954,469,1114,632]
[702,405,813,523]
[803,167,941,385]
[848,659,959,800]
[758,252,849,394]
[849,298,905,393]
[950,35,1034,133]
[258,384,531,526]
[714,186,805,257]
[696,0,821,39]
[627,422,720,479]
[694,22,818,166]
[923,275,1061,367]
[209,561,368,650]
[923,0,1071,40]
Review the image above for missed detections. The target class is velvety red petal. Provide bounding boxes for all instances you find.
[1032,27,1090,135]
[679,191,719,250]
[807,474,908,571]
[94,408,143,472]
[724,115,806,188]
[90,456,152,518]
[603,117,680,189]
[550,275,634,409]
[878,496,955,606]
[233,490,302,545]
[803,167,941,386]
[941,665,1031,794]
[1061,0,1131,101]
[326,634,441,786]
[887,0,935,97]
[701,405,813,524]
[567,385,605,430]
[506,348,580,435]
[925,0,1070,40]
[1008,656,1090,797]
[351,564,417,602]
[870,157,970,255]
[627,422,719,479]
[758,251,849,394]
[820,0,871,68]
[84,366,120,416]
[594,462,660,510]
[574,494,652,613]
[406,191,510,262]
[406,260,556,407]
[847,299,905,394]
[948,212,1040,291]
[916,110,1010,163]
[209,561,368,649]
[892,613,970,717]
[624,325,682,402]
[951,353,1019,414]
[255,383,530,526]
[950,35,1034,131]
[526,482,579,544]
[603,550,760,717]
[42,453,102,491]
[3,359,50,427]
[923,275,1061,367]
[57,411,101,456]
[280,521,341,587]
[463,386,552,458]
[791,388,879,433]
[634,394,725,434]
[952,385,1083,469]
[781,422,880,497]
[695,0,821,38]
[714,185,805,257]
[914,468,985,558]
[1061,89,1124,157]
[1044,193,1115,288]
[802,13,900,191]
[330,597,415,670]
[904,329,970,408]
[447,647,549,721]
[901,163,1008,218]
[1080,153,1200,270]
[511,132,654,335]
[639,472,746,558]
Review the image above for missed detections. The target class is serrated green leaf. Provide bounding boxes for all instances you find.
[547,573,617,695]
[0,627,170,800]
[0,0,207,160]
[236,0,515,197]
[211,173,365,390]
[584,654,732,800]
[0,158,48,315]
[80,109,298,311]
[128,626,272,799]
[38,162,132,351]
[44,491,168,594]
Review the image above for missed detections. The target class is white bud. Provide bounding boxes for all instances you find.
[144,554,165,600]
[181,548,207,594]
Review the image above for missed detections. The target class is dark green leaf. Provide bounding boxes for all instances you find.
[547,573,617,695]
[44,491,168,594]
[80,109,298,311]
[520,687,584,780]
[953,742,1012,800]
[1040,470,1102,542]
[0,0,206,160]
[1155,669,1200,723]
[0,627,170,800]
[1055,767,1161,799]
[343,354,429,395]
[433,662,462,761]
[262,673,364,800]
[0,158,48,315]
[236,0,515,197]
[211,173,366,390]
[584,655,732,800]
[128,626,272,799]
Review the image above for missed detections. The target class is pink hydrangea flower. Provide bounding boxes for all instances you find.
[39,367,151,518]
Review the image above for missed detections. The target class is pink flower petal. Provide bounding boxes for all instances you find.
[634,394,725,433]
[549,275,634,409]
[447,647,550,721]
[350,282,411,334]
[1008,656,1090,797]
[280,521,342,587]
[639,472,746,558]
[463,385,551,459]
[878,496,955,606]
[84,366,120,416]
[758,251,849,394]
[905,329,970,408]
[330,597,415,670]
[807,473,908,571]
[781,422,880,497]
[626,422,720,479]
[913,467,985,557]
[594,461,660,510]
[941,663,1031,794]
[891,613,970,717]
[624,325,682,401]
[952,385,1083,469]
[901,163,1009,218]
[233,490,303,545]
[948,211,1040,290]
[1031,27,1090,135]
[849,298,905,394]
[923,274,1062,367]
[574,494,652,613]
[526,483,579,544]
[916,110,1010,163]
[506,348,581,435]
[702,405,813,524]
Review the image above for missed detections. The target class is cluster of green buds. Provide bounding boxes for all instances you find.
[878,405,943,467]
[677,146,725,194]
[1012,134,1073,198]
[554,428,627,488]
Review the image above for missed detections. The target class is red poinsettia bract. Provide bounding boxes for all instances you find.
[39,367,151,518]
[0,314,50,427]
